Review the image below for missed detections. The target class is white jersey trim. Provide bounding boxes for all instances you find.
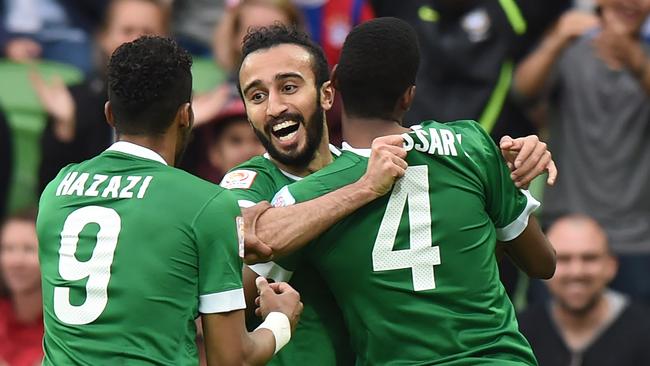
[249,262,294,282]
[237,200,256,208]
[496,190,540,242]
[199,288,246,314]
[106,141,168,165]
[341,142,371,157]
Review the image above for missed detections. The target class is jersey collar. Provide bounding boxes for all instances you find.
[342,125,422,157]
[106,141,168,165]
[263,144,341,180]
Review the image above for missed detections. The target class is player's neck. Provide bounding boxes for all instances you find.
[12,287,42,323]
[117,135,177,166]
[273,122,333,177]
[343,116,410,148]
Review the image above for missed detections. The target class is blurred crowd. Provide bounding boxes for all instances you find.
[1,0,650,365]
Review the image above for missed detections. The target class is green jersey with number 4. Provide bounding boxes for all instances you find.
[272,120,539,365]
[37,142,245,365]
[221,152,354,366]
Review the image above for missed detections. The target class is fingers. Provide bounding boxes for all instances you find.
[499,135,514,150]
[546,159,557,186]
[511,140,547,179]
[373,134,405,149]
[256,276,271,294]
[512,135,540,169]
[268,281,297,295]
[244,239,273,264]
[514,151,552,188]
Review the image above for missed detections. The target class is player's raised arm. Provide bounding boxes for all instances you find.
[202,277,303,366]
[242,135,407,262]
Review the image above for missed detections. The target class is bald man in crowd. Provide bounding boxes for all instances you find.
[519,215,650,366]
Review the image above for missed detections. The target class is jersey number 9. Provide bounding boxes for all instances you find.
[54,206,121,325]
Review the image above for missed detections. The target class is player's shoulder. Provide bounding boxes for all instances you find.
[417,119,485,137]
[313,150,365,177]
[220,156,280,190]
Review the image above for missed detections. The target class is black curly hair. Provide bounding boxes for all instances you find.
[238,24,329,94]
[336,17,420,120]
[107,36,193,135]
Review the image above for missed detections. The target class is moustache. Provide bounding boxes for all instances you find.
[266,113,305,132]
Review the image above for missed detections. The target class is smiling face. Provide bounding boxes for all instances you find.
[546,217,617,316]
[239,43,332,167]
[599,0,650,35]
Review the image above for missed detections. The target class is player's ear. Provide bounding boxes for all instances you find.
[177,102,192,129]
[105,101,115,129]
[319,80,335,112]
[400,85,416,112]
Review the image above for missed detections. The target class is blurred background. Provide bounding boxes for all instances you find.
[1,0,650,365]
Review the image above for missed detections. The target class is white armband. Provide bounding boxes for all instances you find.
[255,312,291,354]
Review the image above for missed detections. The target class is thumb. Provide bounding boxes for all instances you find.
[256,276,271,294]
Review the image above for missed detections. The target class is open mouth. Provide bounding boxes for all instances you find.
[271,120,300,142]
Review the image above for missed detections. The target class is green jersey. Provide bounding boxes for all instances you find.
[220,151,354,366]
[272,121,540,365]
[37,142,245,365]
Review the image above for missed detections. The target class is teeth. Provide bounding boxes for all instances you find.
[273,121,297,132]
[278,131,297,141]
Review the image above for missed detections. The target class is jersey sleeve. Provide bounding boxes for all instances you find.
[220,167,276,207]
[460,121,540,242]
[193,189,246,314]
[271,152,365,204]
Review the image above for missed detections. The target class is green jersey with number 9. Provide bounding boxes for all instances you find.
[37,141,245,365]
[271,120,539,365]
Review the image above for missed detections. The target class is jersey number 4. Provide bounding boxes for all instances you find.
[372,166,441,291]
[54,206,120,325]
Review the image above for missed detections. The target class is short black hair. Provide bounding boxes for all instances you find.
[107,36,193,135]
[336,17,420,119]
[238,24,329,94]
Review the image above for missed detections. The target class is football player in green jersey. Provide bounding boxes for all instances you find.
[37,36,303,366]
[227,24,557,365]
[240,19,557,365]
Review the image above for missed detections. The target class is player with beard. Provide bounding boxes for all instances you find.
[223,25,557,365]
[253,19,557,364]
[37,36,303,366]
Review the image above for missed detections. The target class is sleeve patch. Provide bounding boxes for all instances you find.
[220,170,257,189]
[236,216,245,258]
[271,185,296,207]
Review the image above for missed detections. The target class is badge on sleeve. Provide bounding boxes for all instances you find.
[221,170,257,189]
[236,216,245,258]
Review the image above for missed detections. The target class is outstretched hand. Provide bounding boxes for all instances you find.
[500,135,557,189]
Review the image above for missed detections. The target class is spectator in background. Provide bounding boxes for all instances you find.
[0,108,11,221]
[213,0,304,74]
[0,209,43,366]
[519,215,650,366]
[0,0,108,74]
[188,97,264,184]
[34,0,170,193]
[185,0,304,176]
[515,0,650,304]
[291,0,374,65]
[172,0,225,57]
[371,0,569,139]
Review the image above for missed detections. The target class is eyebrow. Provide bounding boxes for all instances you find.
[242,72,305,96]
